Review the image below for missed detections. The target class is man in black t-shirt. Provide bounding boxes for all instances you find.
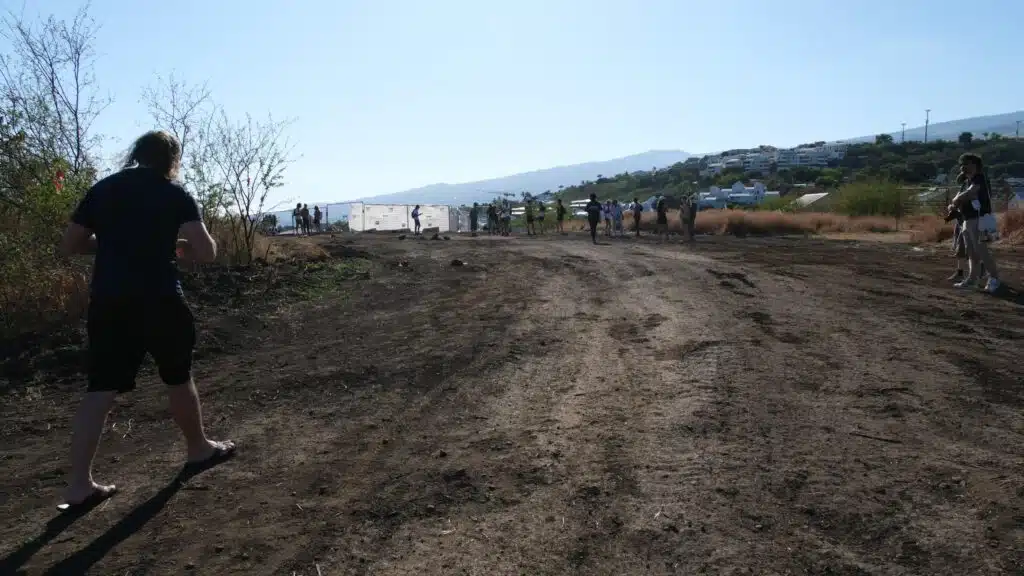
[950,153,1000,292]
[585,193,602,244]
[469,203,479,236]
[656,197,669,242]
[57,130,235,510]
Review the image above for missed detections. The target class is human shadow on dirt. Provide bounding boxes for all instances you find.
[0,465,216,576]
[989,283,1024,306]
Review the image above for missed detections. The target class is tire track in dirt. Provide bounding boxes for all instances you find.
[677,240,1024,574]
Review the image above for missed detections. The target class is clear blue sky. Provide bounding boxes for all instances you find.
[14,0,1024,206]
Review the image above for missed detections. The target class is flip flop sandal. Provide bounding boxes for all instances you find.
[57,486,118,513]
[181,442,237,476]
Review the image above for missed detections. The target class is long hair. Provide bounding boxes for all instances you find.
[123,130,181,180]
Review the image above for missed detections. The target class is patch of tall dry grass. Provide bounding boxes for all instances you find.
[630,209,952,240]
[1,213,288,338]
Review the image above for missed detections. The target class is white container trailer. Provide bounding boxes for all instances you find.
[347,203,455,232]
[348,203,408,231]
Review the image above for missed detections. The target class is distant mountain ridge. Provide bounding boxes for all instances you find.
[844,110,1023,144]
[297,110,1023,215]
[352,149,691,206]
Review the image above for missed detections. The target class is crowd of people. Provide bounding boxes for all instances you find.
[464,193,700,246]
[291,203,323,235]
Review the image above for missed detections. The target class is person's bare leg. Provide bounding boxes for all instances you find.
[168,379,229,462]
[64,391,118,503]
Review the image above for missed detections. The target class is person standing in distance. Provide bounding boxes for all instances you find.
[631,197,643,237]
[56,130,235,510]
[555,198,567,234]
[585,193,602,244]
[656,196,669,242]
[950,154,1000,292]
[469,203,480,237]
[411,205,422,235]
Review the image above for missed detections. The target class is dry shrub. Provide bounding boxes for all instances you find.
[629,208,956,241]
[999,209,1024,245]
[0,211,91,337]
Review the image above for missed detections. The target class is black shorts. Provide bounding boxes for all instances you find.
[87,295,196,392]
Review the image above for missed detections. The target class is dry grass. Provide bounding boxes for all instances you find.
[626,208,1024,246]
[1,215,299,339]
[1001,209,1024,244]
[628,209,950,241]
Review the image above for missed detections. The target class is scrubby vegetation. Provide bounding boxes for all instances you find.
[0,6,292,338]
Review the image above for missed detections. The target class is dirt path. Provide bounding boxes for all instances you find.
[1,233,1022,575]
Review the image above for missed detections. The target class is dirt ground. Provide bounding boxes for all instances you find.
[2,230,1023,575]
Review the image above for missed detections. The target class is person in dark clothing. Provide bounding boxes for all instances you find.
[556,199,567,234]
[292,203,303,235]
[412,205,422,235]
[585,193,602,244]
[469,203,480,236]
[301,204,311,235]
[57,130,234,510]
[632,197,643,237]
[487,204,498,234]
[656,197,669,242]
[537,201,547,234]
[313,205,322,233]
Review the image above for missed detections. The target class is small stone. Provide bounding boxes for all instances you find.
[215,545,225,553]
[754,524,763,531]
[438,449,447,458]
[426,504,436,512]
[185,562,196,570]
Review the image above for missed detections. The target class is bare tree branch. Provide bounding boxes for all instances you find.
[208,112,294,263]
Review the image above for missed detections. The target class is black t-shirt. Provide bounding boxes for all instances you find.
[960,173,991,220]
[556,204,566,219]
[71,168,202,298]
[469,206,479,220]
[585,199,602,221]
[656,200,667,221]
[632,203,642,218]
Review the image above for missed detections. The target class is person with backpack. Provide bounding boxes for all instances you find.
[949,153,1000,292]
[56,130,235,510]
[411,205,422,235]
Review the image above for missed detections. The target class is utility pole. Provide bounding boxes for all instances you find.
[924,109,931,143]
[901,122,906,143]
